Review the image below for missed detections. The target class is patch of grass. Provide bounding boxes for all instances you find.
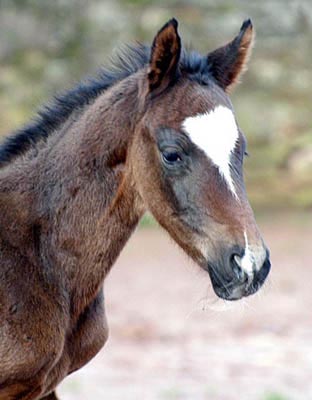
[262,392,290,400]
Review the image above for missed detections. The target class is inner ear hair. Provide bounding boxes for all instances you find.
[208,18,255,93]
[148,18,181,94]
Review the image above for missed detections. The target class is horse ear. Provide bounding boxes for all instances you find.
[148,18,181,93]
[207,19,255,92]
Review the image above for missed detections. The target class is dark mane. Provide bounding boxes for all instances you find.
[0,43,209,166]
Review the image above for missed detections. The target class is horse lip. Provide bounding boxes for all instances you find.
[244,284,259,297]
[205,263,263,301]
[206,264,242,301]
[212,282,246,301]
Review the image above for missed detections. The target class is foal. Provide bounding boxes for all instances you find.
[0,19,270,399]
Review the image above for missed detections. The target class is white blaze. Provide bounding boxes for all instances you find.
[241,231,255,275]
[182,105,239,197]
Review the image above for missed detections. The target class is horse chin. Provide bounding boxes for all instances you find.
[209,273,266,301]
[212,284,246,301]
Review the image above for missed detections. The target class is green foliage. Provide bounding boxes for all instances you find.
[0,0,311,211]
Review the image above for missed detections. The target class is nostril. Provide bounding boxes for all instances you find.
[233,254,242,268]
[231,254,245,282]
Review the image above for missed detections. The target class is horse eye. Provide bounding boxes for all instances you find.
[162,151,182,164]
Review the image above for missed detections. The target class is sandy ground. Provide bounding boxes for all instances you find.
[58,214,312,400]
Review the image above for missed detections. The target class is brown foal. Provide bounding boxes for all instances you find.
[0,19,270,399]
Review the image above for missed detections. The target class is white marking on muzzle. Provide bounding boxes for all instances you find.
[241,231,255,275]
[182,105,239,197]
[235,231,267,276]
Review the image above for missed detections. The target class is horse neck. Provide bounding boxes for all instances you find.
[0,73,146,314]
[50,75,147,306]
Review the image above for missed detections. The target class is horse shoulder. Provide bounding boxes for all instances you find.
[0,239,68,397]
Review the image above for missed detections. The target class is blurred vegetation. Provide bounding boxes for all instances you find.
[0,0,311,211]
[263,393,290,400]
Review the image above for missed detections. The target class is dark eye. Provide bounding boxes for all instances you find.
[162,151,182,165]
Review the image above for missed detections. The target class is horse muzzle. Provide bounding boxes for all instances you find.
[206,248,271,301]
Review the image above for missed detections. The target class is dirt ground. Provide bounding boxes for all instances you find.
[58,213,312,400]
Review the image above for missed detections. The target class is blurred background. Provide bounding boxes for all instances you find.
[0,0,311,399]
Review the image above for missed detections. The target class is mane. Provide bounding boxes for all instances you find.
[0,43,210,166]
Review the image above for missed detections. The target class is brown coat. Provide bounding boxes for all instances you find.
[0,19,270,399]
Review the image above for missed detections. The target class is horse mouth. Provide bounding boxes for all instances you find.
[207,260,271,301]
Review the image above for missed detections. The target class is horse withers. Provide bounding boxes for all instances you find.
[0,18,270,399]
